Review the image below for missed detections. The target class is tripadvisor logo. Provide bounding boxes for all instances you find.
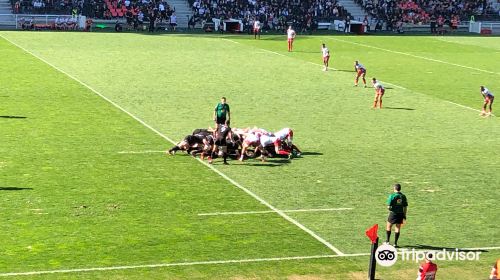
[375,244,398,267]
[375,244,482,267]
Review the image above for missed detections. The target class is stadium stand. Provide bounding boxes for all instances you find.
[187,0,351,32]
[356,0,497,24]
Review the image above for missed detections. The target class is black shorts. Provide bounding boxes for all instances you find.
[214,137,226,146]
[387,212,405,224]
[216,117,228,125]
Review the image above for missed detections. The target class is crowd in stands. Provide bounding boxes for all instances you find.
[10,0,499,33]
[357,0,494,26]
[12,0,181,32]
[188,0,350,32]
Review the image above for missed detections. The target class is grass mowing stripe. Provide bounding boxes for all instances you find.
[198,208,354,216]
[0,33,345,256]
[328,37,500,75]
[0,254,371,277]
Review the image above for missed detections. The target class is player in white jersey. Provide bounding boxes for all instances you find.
[239,133,260,161]
[321,43,330,71]
[274,128,293,143]
[253,19,261,39]
[372,77,385,109]
[287,26,296,52]
[354,60,367,87]
[480,85,494,116]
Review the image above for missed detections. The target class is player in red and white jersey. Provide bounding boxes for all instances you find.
[274,127,293,143]
[253,18,261,39]
[321,43,330,71]
[480,85,494,116]
[372,77,385,109]
[239,132,261,161]
[354,60,367,87]
[416,254,437,280]
[259,134,291,159]
[287,26,296,52]
[490,259,499,280]
[249,127,272,136]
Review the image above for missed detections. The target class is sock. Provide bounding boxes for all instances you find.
[386,230,391,243]
[277,150,290,156]
[395,232,400,245]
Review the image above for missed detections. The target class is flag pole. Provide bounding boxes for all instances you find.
[368,237,378,280]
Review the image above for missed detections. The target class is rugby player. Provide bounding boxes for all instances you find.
[321,43,330,71]
[354,61,367,87]
[208,124,232,165]
[480,86,494,117]
[287,25,296,52]
[253,18,261,39]
[372,78,385,109]
[417,253,438,280]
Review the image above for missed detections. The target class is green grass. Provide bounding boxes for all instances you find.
[0,31,499,279]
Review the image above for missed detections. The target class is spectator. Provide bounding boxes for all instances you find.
[170,11,176,31]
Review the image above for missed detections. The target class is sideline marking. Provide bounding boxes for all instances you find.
[445,101,496,117]
[199,208,353,216]
[0,33,345,256]
[2,246,499,276]
[0,254,369,277]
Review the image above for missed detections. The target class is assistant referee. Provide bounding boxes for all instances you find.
[385,183,408,247]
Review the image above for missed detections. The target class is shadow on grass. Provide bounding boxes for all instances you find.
[301,152,323,156]
[401,244,489,252]
[335,69,356,73]
[0,116,27,119]
[384,107,415,111]
[0,187,33,191]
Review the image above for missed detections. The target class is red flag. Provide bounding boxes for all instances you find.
[365,224,379,244]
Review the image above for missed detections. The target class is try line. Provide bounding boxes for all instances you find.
[0,33,345,256]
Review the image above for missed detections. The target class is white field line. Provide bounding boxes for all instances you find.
[445,101,496,117]
[0,34,345,256]
[221,38,240,44]
[199,208,353,216]
[0,254,370,277]
[329,37,500,75]
[1,246,499,277]
[117,150,166,154]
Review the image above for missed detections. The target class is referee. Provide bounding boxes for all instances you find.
[385,183,408,247]
[213,97,230,129]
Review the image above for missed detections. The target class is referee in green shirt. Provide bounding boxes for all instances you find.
[213,97,230,129]
[385,183,408,247]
